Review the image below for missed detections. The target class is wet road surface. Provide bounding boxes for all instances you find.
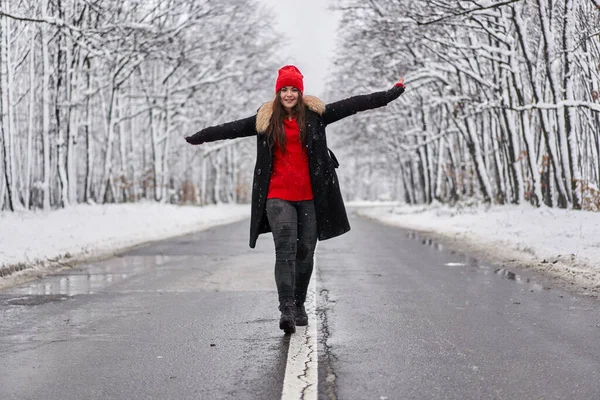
[317,215,600,400]
[1,212,600,399]
[0,222,287,399]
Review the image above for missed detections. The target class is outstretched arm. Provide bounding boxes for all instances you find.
[323,79,405,126]
[185,115,257,145]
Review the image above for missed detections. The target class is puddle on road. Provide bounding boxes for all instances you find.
[5,255,177,297]
[445,262,467,267]
[407,232,446,252]
[6,294,70,306]
[407,231,546,293]
[494,268,545,292]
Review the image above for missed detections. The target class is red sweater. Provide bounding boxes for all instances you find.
[267,118,314,201]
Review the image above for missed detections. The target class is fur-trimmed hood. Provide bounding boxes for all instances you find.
[255,95,326,133]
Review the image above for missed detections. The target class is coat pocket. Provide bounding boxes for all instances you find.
[328,148,340,169]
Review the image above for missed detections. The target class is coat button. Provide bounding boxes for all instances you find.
[257,168,262,175]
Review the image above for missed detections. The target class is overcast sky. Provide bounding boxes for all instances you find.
[257,0,341,96]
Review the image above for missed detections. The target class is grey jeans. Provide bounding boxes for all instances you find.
[266,199,318,304]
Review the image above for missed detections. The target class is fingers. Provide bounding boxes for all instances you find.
[394,78,405,88]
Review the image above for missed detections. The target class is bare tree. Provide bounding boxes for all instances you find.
[0,0,283,211]
[328,0,600,210]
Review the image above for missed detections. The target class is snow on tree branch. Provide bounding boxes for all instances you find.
[328,0,600,209]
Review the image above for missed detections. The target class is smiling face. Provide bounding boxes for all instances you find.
[279,86,300,113]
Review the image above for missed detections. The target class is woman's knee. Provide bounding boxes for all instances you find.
[296,241,315,261]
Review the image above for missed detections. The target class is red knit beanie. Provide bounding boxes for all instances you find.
[275,65,304,94]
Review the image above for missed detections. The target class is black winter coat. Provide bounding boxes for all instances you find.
[186,85,405,248]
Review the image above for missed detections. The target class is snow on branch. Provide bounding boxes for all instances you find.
[329,0,600,209]
[0,11,81,31]
[589,0,600,9]
[413,0,522,25]
[508,101,600,113]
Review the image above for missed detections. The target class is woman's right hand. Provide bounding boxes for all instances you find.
[394,78,405,89]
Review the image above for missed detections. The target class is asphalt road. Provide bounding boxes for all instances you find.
[1,212,600,400]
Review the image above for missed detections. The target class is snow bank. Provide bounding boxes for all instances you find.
[3,200,599,295]
[1,203,250,288]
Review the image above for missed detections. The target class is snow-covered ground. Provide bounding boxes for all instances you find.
[2,201,599,295]
[353,202,600,296]
[1,203,250,289]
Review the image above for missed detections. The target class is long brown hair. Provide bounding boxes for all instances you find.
[266,91,307,152]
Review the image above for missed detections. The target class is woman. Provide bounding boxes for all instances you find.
[185,65,406,334]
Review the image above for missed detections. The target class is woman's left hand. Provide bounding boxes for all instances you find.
[394,78,405,89]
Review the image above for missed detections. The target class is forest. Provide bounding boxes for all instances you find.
[1,0,599,211]
[328,0,600,210]
[0,0,280,211]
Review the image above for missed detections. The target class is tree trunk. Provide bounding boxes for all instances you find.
[500,87,524,204]
[459,118,493,203]
[160,90,172,203]
[201,149,207,205]
[66,22,80,205]
[55,24,69,207]
[513,5,568,207]
[491,118,506,204]
[0,1,16,211]
[434,137,445,202]
[41,5,51,210]
[25,28,36,208]
[100,81,117,203]
[562,0,582,209]
[84,57,93,203]
[537,0,573,206]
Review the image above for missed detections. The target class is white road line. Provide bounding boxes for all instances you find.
[281,269,318,400]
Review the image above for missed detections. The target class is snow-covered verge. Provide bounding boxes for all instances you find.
[4,200,599,296]
[1,203,250,289]
[352,202,600,296]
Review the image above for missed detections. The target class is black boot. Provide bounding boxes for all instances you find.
[295,301,308,326]
[279,298,296,334]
